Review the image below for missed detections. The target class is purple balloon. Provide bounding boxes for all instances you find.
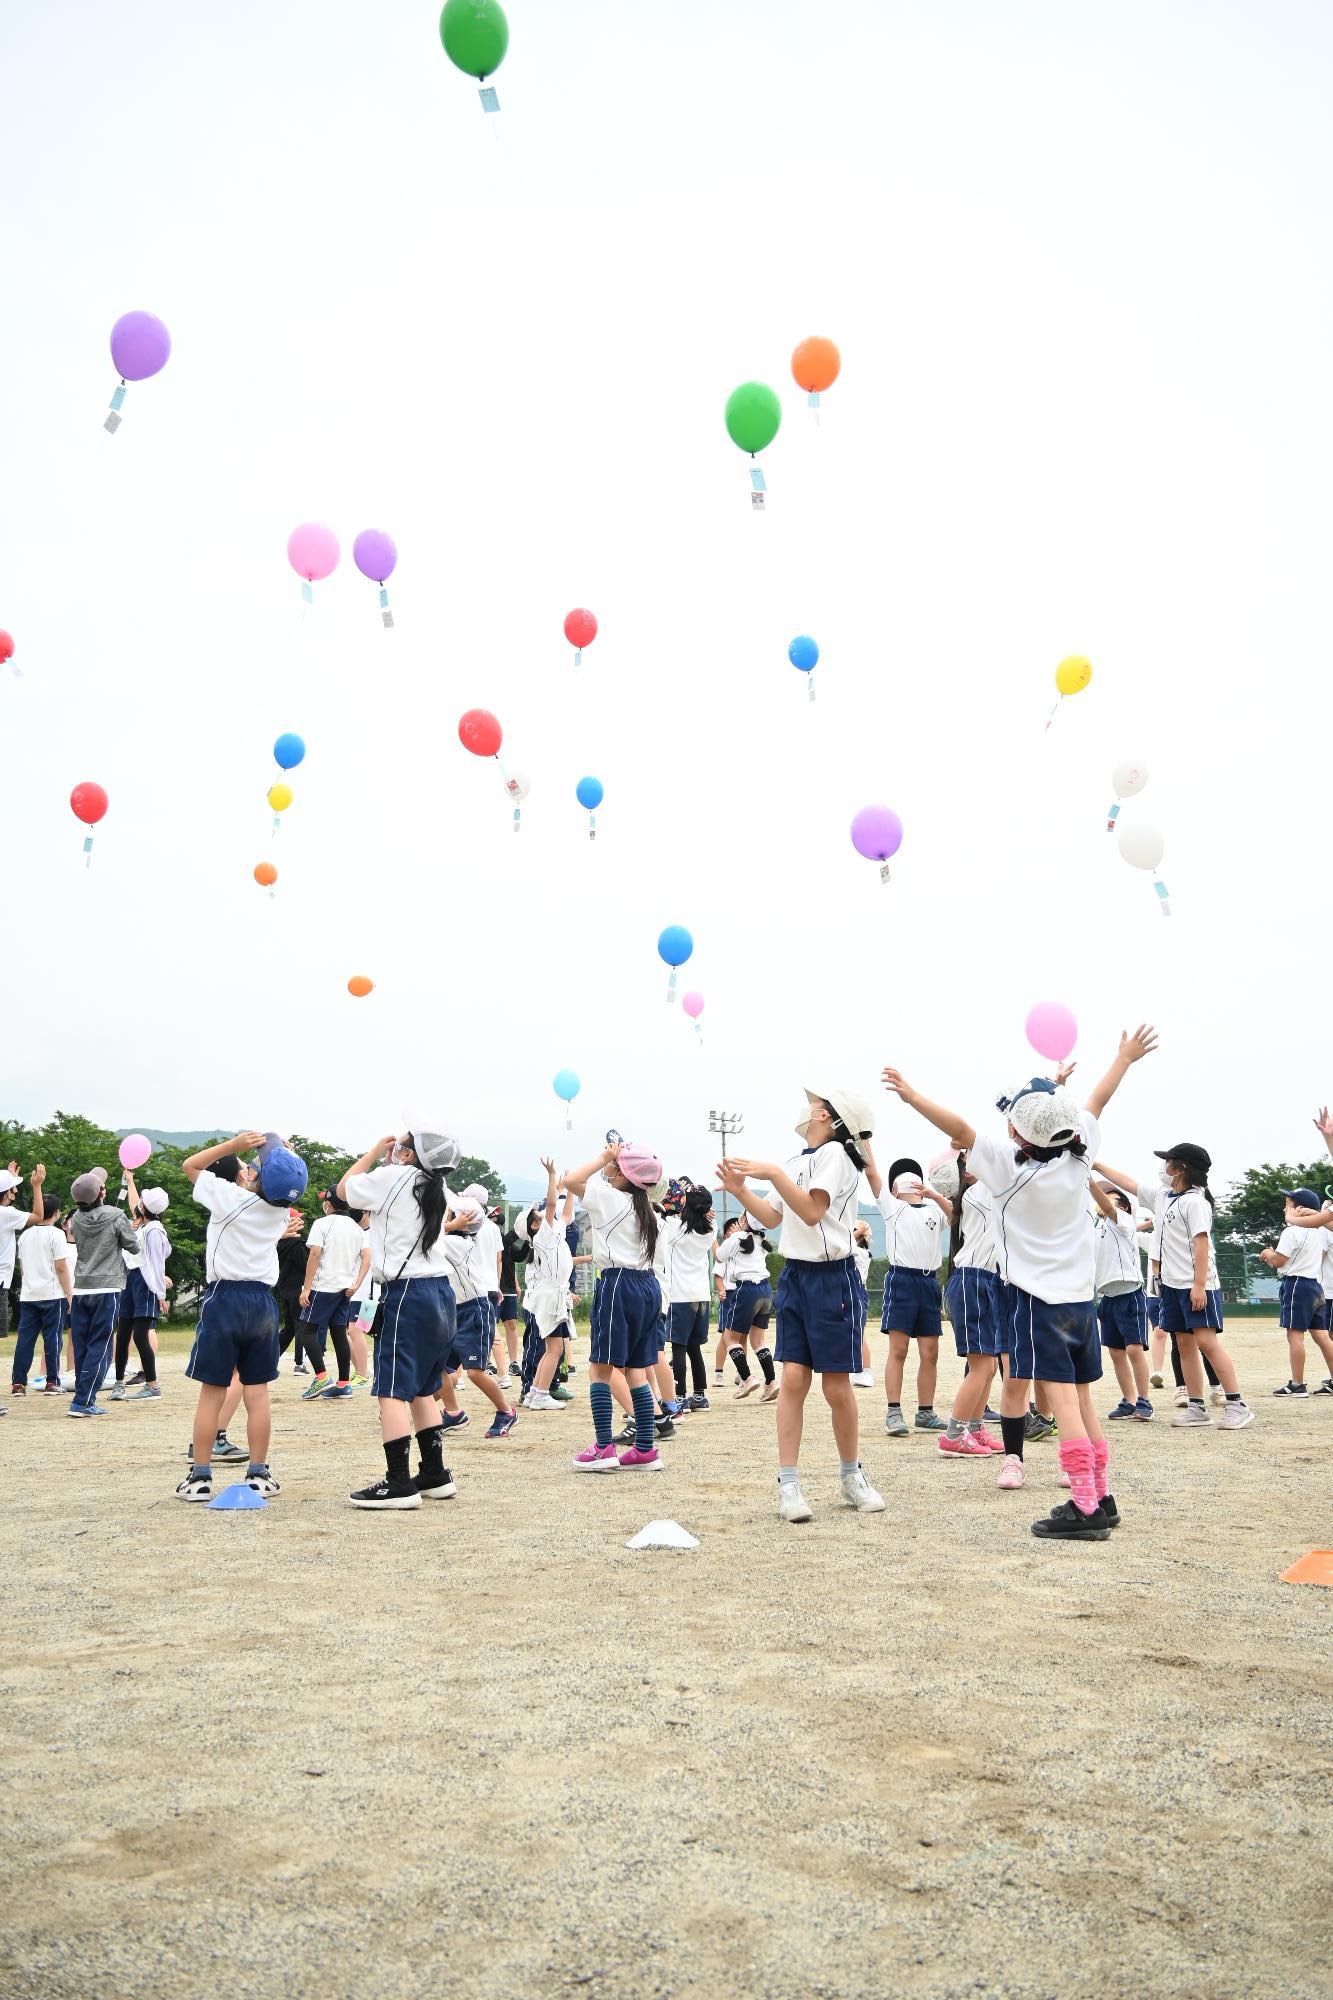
[109,311,172,383]
[353,529,398,585]
[850,805,903,861]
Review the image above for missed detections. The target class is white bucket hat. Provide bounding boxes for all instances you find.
[997,1078,1081,1148]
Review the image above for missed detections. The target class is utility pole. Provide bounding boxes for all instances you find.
[709,1108,744,1230]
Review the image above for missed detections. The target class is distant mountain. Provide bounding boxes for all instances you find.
[114,1129,229,1151]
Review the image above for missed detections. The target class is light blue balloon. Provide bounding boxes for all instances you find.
[788,635,819,674]
[553,1068,580,1102]
[273,732,306,770]
[576,776,604,811]
[657,924,694,968]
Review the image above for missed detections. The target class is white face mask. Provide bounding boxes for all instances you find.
[1159,1168,1174,1187]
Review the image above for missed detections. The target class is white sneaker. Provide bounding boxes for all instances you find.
[777,1481,813,1523]
[1210,1386,1227,1408]
[759,1381,780,1403]
[1173,1385,1189,1408]
[840,1467,886,1513]
[849,1370,873,1388]
[1149,1371,1164,1388]
[525,1390,563,1410]
[1219,1399,1254,1430]
[498,1374,514,1389]
[734,1377,761,1399]
[1171,1403,1212,1427]
[712,1371,725,1388]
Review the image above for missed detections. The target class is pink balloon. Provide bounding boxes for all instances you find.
[681,991,705,1019]
[118,1133,152,1170]
[287,523,340,583]
[1024,1001,1078,1064]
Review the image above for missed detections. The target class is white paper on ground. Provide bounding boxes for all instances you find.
[626,1520,699,1551]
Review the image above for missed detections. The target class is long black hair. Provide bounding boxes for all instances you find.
[415,1167,447,1256]
[949,1150,969,1265]
[681,1188,713,1237]
[628,1184,659,1263]
[739,1219,766,1257]
[324,1190,364,1223]
[1014,1134,1087,1167]
[1168,1157,1215,1210]
[828,1113,867,1173]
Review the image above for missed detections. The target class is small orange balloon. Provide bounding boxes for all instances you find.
[253,861,277,888]
[791,336,841,395]
[347,975,374,998]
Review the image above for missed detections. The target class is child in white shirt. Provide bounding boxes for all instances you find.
[1258,1188,1333,1395]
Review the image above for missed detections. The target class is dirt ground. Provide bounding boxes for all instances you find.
[2,1316,1331,2000]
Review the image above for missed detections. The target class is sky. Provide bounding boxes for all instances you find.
[2,0,1332,1198]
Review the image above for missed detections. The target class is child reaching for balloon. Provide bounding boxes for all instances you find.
[863,1149,951,1438]
[717,1088,883,1524]
[561,1139,667,1473]
[882,1027,1157,1542]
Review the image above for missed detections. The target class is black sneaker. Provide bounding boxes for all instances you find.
[126,1370,145,1386]
[415,1466,457,1501]
[293,1363,309,1376]
[349,1477,421,1510]
[654,1416,676,1441]
[685,1394,710,1412]
[1313,1379,1333,1396]
[1024,1411,1058,1442]
[1031,1500,1109,1541]
[1273,1381,1309,1397]
[174,1472,212,1503]
[616,1419,638,1444]
[1098,1493,1121,1530]
[213,1437,248,1462]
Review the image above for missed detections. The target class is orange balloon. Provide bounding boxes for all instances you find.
[253,861,277,888]
[791,336,841,395]
[347,975,374,998]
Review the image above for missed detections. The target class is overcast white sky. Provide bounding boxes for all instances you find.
[2,0,1331,1195]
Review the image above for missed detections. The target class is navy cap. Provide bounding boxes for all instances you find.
[1154,1143,1212,1175]
[1283,1187,1321,1211]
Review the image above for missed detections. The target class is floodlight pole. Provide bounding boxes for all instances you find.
[708,1109,744,1231]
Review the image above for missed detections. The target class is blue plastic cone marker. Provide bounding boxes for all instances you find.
[208,1482,266,1510]
[104,382,127,434]
[379,585,393,630]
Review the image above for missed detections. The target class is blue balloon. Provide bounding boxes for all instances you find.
[273,732,306,770]
[788,635,819,674]
[657,924,694,968]
[553,1068,580,1102]
[576,776,604,811]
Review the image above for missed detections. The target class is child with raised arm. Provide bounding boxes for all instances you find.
[1258,1188,1333,1396]
[518,1159,575,1411]
[717,1087,884,1524]
[883,1027,1157,1542]
[863,1146,951,1438]
[1090,1181,1152,1421]
[562,1139,666,1473]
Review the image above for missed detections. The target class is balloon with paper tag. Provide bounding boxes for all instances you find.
[575,775,603,840]
[553,1068,580,1130]
[118,1134,152,1171]
[104,312,171,432]
[353,530,397,628]
[791,335,841,411]
[850,805,903,883]
[564,608,597,664]
[1106,758,1148,830]
[287,523,340,604]
[788,634,819,701]
[1117,821,1172,918]
[440,0,508,111]
[681,991,705,1040]
[70,781,108,867]
[657,924,693,1002]
[725,382,781,505]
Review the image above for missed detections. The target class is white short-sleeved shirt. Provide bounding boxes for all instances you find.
[338,1165,456,1284]
[1277,1223,1324,1282]
[953,1182,997,1272]
[1092,1209,1142,1294]
[716,1232,769,1285]
[194,1171,291,1285]
[581,1173,655,1270]
[1139,1185,1219,1290]
[528,1216,574,1292]
[17,1224,72,1303]
[471,1218,503,1299]
[306,1213,367,1293]
[766,1144,860,1264]
[658,1218,714,1304]
[1321,1227,1333,1299]
[877,1189,946,1272]
[0,1205,33,1287]
[967,1113,1100,1305]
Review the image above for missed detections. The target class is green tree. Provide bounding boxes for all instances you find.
[1215,1158,1333,1257]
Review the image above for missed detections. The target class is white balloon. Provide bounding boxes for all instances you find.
[504,770,531,801]
[1117,820,1165,871]
[1112,759,1148,800]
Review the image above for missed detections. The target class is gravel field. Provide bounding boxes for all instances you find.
[3,1317,1331,2000]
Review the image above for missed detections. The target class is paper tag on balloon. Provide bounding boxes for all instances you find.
[300,581,313,605]
[879,862,891,884]
[479,85,499,112]
[381,609,395,629]
[750,492,766,511]
[103,411,122,435]
[750,466,767,493]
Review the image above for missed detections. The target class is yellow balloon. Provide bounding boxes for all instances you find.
[1055,655,1092,697]
[267,782,293,812]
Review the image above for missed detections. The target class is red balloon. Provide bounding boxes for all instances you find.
[458,708,503,758]
[0,631,13,664]
[70,781,109,827]
[564,608,598,651]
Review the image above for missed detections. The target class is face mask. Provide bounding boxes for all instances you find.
[1159,1169,1174,1187]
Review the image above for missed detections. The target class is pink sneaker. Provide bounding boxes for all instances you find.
[937,1431,988,1457]
[617,1446,664,1472]
[970,1425,1004,1453]
[996,1454,1025,1490]
[572,1442,620,1473]
[1058,1469,1071,1488]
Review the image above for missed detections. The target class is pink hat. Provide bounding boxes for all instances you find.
[615,1142,663,1190]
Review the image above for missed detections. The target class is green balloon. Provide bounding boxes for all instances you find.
[725,381,782,455]
[439,0,509,80]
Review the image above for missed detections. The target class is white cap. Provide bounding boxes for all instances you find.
[462,1182,488,1204]
[1001,1079,1081,1148]
[408,1125,460,1172]
[140,1188,170,1216]
[927,1152,960,1200]
[798,1086,876,1144]
[0,1170,23,1195]
[446,1191,485,1235]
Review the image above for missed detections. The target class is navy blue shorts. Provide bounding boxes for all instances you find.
[374,1274,456,1401]
[1098,1289,1148,1350]
[775,1258,864,1374]
[300,1287,354,1333]
[1146,1292,1162,1328]
[1315,1296,1332,1332]
[497,1291,519,1322]
[1159,1283,1224,1334]
[1003,1285,1101,1385]
[728,1280,772,1336]
[945,1267,1003,1357]
[669,1300,710,1345]
[717,1292,734,1334]
[122,1268,160,1323]
[1280,1275,1324,1332]
[448,1297,492,1373]
[186,1281,280,1388]
[589,1268,661,1371]
[881,1265,942,1340]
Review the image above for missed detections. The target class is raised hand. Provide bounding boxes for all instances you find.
[1314,1106,1333,1144]
[881,1068,914,1103]
[1053,1061,1078,1087]
[1119,1026,1158,1064]
[232,1130,269,1154]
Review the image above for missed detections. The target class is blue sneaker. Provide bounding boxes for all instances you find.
[1133,1397,1154,1421]
[982,1405,1000,1422]
[438,1410,469,1431]
[321,1383,354,1399]
[1106,1398,1136,1420]
[485,1409,519,1439]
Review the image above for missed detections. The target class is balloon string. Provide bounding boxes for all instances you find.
[1043,698,1060,732]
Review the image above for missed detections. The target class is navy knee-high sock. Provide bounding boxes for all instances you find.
[632,1383,656,1451]
[590,1380,613,1446]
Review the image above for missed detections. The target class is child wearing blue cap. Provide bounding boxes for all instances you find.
[1259,1188,1333,1396]
[176,1131,308,1501]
